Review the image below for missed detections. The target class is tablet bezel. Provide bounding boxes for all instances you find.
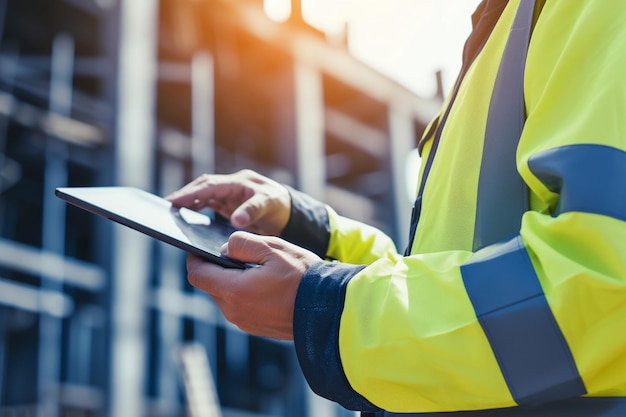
[55,186,247,269]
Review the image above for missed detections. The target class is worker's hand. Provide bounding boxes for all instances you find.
[186,231,321,340]
[166,169,291,236]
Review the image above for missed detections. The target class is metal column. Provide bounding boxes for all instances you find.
[388,105,417,247]
[293,62,325,200]
[293,61,348,417]
[191,51,215,179]
[190,49,220,385]
[110,1,158,416]
[38,33,74,417]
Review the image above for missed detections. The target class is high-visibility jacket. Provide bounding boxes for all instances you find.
[281,0,626,415]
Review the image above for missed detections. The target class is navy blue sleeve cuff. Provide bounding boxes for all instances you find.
[293,261,382,413]
[280,186,330,259]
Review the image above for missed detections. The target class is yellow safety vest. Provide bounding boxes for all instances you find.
[291,0,626,415]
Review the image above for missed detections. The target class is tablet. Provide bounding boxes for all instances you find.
[55,186,248,269]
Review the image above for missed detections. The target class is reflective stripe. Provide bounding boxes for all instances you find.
[460,236,586,405]
[528,144,626,221]
[464,1,587,401]
[473,0,533,251]
[380,397,626,416]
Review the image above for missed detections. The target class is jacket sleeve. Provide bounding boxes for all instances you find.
[293,1,626,413]
[281,186,401,265]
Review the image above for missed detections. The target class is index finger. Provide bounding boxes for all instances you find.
[166,174,233,208]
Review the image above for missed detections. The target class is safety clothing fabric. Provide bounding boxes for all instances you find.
[284,0,626,415]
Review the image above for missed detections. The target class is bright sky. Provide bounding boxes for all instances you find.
[266,0,483,97]
[264,0,483,199]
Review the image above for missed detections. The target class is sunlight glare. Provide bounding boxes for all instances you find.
[347,0,481,96]
[302,0,349,35]
[264,0,482,97]
[264,0,291,23]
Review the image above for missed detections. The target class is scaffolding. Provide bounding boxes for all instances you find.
[0,0,441,416]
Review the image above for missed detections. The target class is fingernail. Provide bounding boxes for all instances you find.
[232,212,250,228]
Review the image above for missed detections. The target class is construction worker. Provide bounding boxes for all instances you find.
[167,0,626,415]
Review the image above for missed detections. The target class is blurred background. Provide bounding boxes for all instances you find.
[0,0,478,416]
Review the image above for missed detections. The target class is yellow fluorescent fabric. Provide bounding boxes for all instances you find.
[409,1,514,255]
[521,212,626,396]
[520,0,626,397]
[520,1,626,193]
[340,254,515,412]
[327,206,400,266]
[323,0,626,412]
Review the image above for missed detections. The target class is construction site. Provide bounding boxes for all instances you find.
[0,0,442,416]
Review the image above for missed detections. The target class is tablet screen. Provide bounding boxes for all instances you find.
[56,186,247,269]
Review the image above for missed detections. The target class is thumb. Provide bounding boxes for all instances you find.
[224,231,271,265]
[230,193,268,229]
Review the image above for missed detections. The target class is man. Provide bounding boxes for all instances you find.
[167,0,626,415]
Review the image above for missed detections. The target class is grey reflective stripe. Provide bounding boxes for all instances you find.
[461,236,586,405]
[472,0,533,251]
[528,144,626,222]
[465,0,586,409]
[380,397,626,416]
